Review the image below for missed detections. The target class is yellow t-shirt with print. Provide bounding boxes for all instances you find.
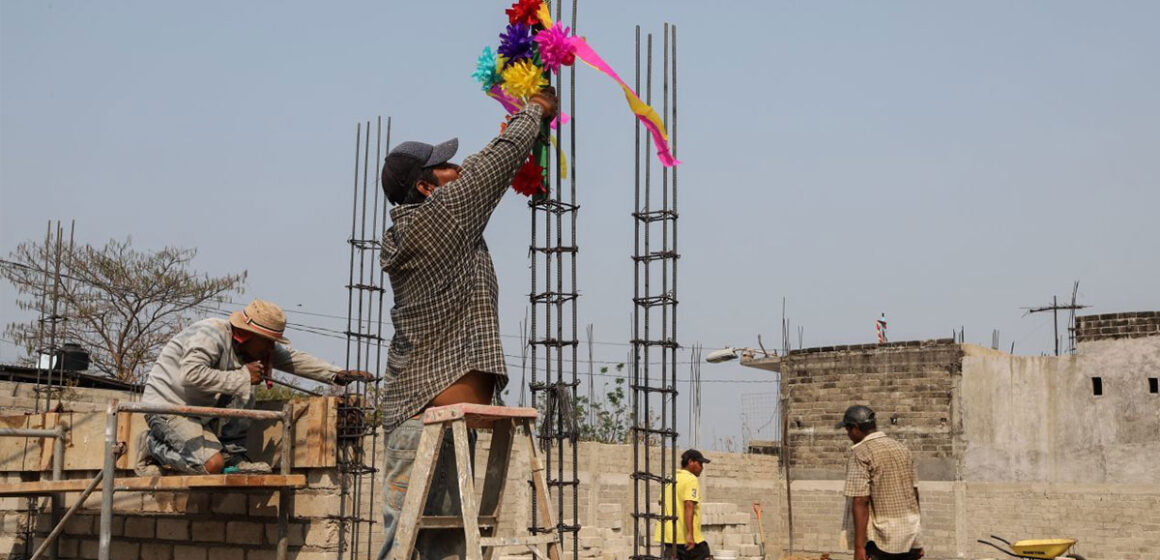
[655,469,703,544]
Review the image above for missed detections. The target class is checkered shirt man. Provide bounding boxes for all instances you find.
[844,431,923,555]
[378,103,544,434]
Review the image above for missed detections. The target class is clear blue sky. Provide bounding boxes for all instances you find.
[2,1,1157,448]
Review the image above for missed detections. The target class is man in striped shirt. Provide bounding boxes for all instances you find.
[376,87,558,560]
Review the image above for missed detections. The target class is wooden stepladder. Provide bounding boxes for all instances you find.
[388,403,561,560]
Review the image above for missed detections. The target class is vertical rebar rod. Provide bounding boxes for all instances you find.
[659,23,670,548]
[643,32,653,556]
[631,25,641,560]
[350,118,375,559]
[569,2,581,555]
[98,399,118,560]
[365,115,391,559]
[669,24,680,552]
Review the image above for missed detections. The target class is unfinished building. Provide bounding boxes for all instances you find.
[740,310,1160,560]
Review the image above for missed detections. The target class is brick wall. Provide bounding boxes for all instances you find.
[778,339,963,480]
[1075,311,1160,343]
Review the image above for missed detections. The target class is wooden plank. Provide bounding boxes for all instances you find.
[480,419,514,560]
[0,473,307,495]
[422,404,539,426]
[523,420,562,560]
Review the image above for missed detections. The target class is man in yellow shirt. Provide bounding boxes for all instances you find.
[657,449,711,560]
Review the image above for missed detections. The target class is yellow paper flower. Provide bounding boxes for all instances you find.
[501,59,547,99]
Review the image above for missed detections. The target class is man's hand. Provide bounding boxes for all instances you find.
[245,361,265,385]
[854,545,867,560]
[528,86,558,122]
[915,548,924,559]
[685,537,695,551]
[334,370,373,386]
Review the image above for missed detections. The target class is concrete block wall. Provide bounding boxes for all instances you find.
[778,339,963,479]
[0,380,131,414]
[1,469,338,560]
[1075,311,1160,343]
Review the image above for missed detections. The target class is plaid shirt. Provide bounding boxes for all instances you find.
[379,103,543,434]
[844,431,923,554]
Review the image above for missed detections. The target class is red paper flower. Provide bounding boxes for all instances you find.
[505,0,543,27]
[512,156,547,197]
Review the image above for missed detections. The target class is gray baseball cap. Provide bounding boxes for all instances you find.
[836,405,876,428]
[381,138,459,204]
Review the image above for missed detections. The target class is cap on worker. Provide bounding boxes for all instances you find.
[229,300,290,344]
[681,449,711,466]
[381,138,459,205]
[835,405,876,429]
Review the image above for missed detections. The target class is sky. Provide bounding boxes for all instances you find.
[2,1,1157,449]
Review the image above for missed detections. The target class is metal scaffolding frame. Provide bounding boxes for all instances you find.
[630,23,679,560]
[527,0,581,557]
[337,116,391,559]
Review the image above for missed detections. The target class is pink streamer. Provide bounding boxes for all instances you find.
[570,39,679,167]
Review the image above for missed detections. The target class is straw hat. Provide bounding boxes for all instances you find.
[228,300,290,344]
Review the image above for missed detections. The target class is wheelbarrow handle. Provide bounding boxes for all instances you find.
[990,535,1014,546]
[977,539,1022,559]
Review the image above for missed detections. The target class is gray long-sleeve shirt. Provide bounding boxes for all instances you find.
[141,318,341,407]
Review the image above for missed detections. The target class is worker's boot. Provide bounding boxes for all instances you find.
[134,431,161,477]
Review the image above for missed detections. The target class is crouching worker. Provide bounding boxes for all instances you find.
[137,299,370,475]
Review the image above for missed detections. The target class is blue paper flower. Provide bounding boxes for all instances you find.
[472,47,503,91]
[498,23,535,65]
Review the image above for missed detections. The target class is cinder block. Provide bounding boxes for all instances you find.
[226,520,264,545]
[124,516,156,539]
[293,492,341,518]
[80,538,100,558]
[263,521,305,547]
[248,492,280,517]
[141,542,174,560]
[207,547,245,560]
[157,518,190,540]
[246,550,277,560]
[304,519,339,548]
[111,540,140,558]
[174,544,209,560]
[191,520,226,542]
[212,492,248,515]
[63,513,93,535]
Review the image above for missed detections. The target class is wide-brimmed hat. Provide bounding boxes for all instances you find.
[228,300,290,344]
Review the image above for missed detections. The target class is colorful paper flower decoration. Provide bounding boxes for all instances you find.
[472,47,503,91]
[505,0,543,26]
[511,155,547,197]
[534,23,577,72]
[500,59,547,99]
[498,23,535,65]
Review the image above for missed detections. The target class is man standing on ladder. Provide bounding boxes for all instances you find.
[376,87,558,560]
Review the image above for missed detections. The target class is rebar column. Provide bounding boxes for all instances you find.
[339,116,391,559]
[528,1,581,557]
[630,23,680,560]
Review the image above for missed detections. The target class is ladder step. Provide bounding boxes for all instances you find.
[417,515,498,529]
[480,534,559,548]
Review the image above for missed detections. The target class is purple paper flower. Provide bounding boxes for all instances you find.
[498,23,535,65]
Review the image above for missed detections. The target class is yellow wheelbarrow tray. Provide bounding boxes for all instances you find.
[977,535,1083,559]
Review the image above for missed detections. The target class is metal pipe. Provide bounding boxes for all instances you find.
[117,401,283,420]
[50,423,65,560]
[98,399,118,560]
[0,428,59,438]
[277,402,292,560]
[29,472,104,560]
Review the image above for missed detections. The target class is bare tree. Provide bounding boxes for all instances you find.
[2,236,246,383]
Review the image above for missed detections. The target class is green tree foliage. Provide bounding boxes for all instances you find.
[2,237,246,384]
[575,366,633,443]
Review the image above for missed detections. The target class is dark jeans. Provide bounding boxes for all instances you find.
[867,541,922,560]
[663,542,711,560]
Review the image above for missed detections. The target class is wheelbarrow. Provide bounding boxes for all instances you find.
[977,534,1085,560]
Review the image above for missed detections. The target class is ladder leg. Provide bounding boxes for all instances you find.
[522,420,561,560]
[452,420,483,560]
[479,419,514,560]
[389,422,445,560]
